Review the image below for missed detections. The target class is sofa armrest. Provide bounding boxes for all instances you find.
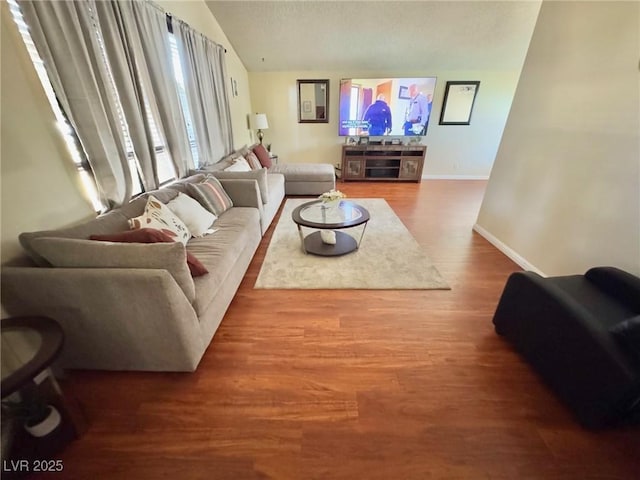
[493,271,640,428]
[219,178,262,210]
[1,266,204,372]
[585,267,640,312]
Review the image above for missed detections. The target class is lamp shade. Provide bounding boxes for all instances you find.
[251,113,269,130]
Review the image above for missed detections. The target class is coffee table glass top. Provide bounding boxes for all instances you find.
[294,200,369,228]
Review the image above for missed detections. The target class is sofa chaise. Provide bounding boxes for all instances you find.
[197,143,336,197]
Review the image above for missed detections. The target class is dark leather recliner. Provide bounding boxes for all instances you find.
[492,266,640,429]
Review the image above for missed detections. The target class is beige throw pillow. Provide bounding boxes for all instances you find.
[166,192,217,237]
[223,157,252,172]
[245,151,262,170]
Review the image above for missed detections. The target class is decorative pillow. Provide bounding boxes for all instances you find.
[245,151,262,170]
[128,195,191,245]
[90,228,208,277]
[30,236,197,302]
[166,192,217,237]
[209,168,269,204]
[185,176,233,216]
[610,315,640,366]
[252,143,272,168]
[223,157,252,172]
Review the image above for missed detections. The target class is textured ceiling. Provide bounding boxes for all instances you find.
[206,1,541,72]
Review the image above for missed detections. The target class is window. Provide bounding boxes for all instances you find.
[7,0,104,211]
[9,0,187,205]
[169,33,200,168]
[86,2,176,193]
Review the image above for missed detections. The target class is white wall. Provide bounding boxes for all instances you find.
[1,4,95,263]
[0,1,252,264]
[248,70,522,177]
[475,1,640,276]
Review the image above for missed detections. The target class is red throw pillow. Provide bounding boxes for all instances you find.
[89,228,208,277]
[252,143,272,168]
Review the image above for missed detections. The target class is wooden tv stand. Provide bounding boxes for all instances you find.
[341,144,426,182]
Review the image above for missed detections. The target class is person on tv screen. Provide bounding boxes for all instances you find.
[403,84,430,135]
[363,94,392,136]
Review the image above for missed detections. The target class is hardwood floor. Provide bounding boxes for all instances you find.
[50,181,639,479]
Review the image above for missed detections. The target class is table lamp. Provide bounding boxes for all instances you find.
[251,113,269,144]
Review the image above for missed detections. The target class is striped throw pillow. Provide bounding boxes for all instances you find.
[186,176,233,216]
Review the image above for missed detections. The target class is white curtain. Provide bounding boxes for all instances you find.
[19,0,229,203]
[93,0,159,191]
[174,18,234,166]
[19,0,133,207]
[123,1,194,177]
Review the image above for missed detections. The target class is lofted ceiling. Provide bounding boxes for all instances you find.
[205,1,542,73]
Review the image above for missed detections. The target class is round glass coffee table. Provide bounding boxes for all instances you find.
[292,200,370,256]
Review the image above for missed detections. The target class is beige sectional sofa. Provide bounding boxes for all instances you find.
[2,143,336,372]
[1,172,283,372]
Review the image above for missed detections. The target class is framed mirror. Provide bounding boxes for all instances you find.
[439,81,480,125]
[297,79,329,123]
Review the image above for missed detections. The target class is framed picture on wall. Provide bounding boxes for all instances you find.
[439,81,480,125]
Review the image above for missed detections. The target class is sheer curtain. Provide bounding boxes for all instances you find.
[19,0,231,205]
[19,0,132,207]
[123,1,194,177]
[174,18,233,166]
[93,0,160,192]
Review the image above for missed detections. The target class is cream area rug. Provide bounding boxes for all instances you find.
[254,198,450,290]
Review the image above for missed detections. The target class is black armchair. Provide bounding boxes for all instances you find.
[493,267,640,429]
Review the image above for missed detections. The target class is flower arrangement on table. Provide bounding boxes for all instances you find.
[318,189,346,204]
[317,190,346,245]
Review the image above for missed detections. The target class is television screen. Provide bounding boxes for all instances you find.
[338,77,437,137]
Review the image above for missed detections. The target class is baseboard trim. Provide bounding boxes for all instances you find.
[472,223,546,276]
[423,174,490,180]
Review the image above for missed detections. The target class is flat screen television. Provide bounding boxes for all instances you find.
[338,77,437,137]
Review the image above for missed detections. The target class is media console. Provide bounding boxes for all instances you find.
[341,145,426,182]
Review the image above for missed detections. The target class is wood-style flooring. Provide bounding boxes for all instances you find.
[49,181,639,479]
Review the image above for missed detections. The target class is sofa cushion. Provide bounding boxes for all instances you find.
[129,195,191,245]
[215,150,245,169]
[610,316,640,367]
[223,157,252,172]
[167,174,208,194]
[19,210,131,267]
[90,228,208,277]
[253,143,272,168]
[208,168,270,205]
[118,196,149,220]
[187,207,260,316]
[29,237,196,303]
[270,162,335,182]
[186,177,233,216]
[166,192,217,237]
[245,151,262,170]
[138,188,180,205]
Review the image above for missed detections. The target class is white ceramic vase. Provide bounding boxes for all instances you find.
[322,199,341,210]
[320,230,337,245]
